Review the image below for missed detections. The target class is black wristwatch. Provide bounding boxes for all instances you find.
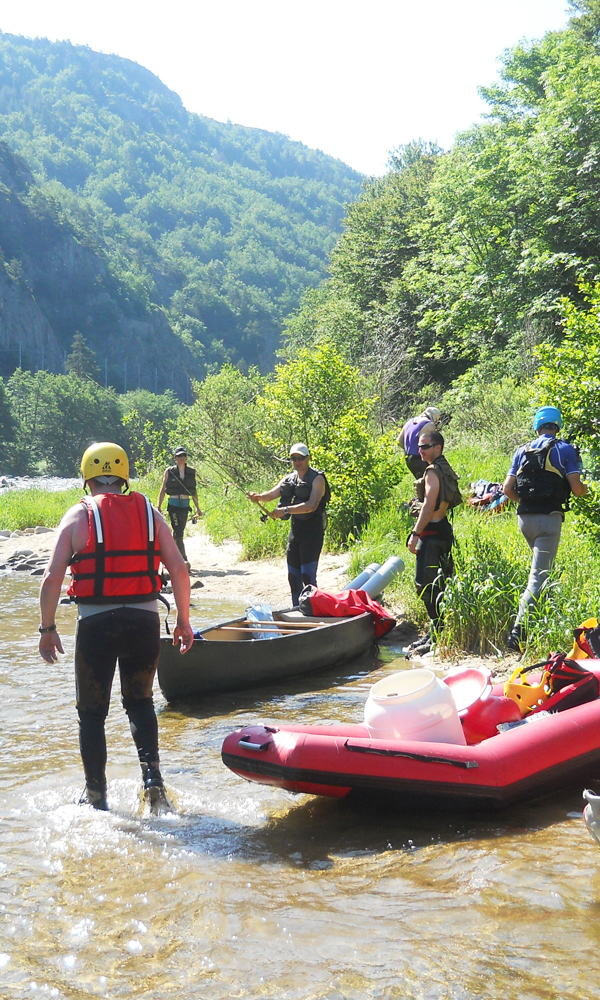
[38,623,57,633]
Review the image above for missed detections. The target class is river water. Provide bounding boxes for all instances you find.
[2,575,600,1000]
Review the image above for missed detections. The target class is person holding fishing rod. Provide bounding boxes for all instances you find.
[247,443,330,606]
[157,447,202,571]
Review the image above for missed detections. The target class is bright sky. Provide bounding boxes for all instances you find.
[1,0,570,175]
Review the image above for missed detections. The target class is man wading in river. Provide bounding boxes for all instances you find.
[38,442,194,812]
[247,443,330,606]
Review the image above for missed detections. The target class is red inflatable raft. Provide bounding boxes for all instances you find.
[221,662,600,809]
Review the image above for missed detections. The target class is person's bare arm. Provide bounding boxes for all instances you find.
[156,512,193,654]
[567,472,589,497]
[38,505,86,663]
[502,474,520,503]
[270,476,325,519]
[157,469,169,512]
[247,484,282,504]
[407,470,440,554]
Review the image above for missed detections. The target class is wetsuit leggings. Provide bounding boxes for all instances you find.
[515,511,563,626]
[286,521,325,606]
[167,502,189,560]
[75,608,161,793]
[414,518,454,632]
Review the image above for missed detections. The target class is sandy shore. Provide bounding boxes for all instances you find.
[184,532,353,605]
[0,522,353,604]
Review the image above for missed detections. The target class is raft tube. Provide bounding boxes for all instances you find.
[360,556,404,598]
[221,662,600,810]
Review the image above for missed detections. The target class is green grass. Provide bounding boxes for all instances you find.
[0,487,83,531]
[346,449,600,662]
[437,511,600,660]
[197,475,289,560]
[0,471,165,532]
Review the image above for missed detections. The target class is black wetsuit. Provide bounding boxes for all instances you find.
[75,607,161,797]
[414,518,454,630]
[279,467,329,606]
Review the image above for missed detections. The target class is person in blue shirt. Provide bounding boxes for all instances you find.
[502,406,587,652]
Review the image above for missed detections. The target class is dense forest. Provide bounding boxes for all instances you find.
[284,0,600,425]
[0,32,362,390]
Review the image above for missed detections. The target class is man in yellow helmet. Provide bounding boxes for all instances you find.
[38,442,194,812]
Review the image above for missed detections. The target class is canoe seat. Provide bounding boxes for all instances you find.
[276,610,354,625]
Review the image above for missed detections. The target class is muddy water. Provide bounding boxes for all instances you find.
[2,576,600,1000]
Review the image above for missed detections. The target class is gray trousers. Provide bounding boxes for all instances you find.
[515,511,563,625]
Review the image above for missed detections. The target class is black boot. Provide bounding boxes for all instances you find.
[506,623,524,653]
[79,784,108,811]
[141,762,174,814]
[404,632,430,653]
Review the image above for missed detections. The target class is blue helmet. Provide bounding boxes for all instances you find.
[533,406,562,432]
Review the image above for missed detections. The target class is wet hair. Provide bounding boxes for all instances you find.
[420,429,444,450]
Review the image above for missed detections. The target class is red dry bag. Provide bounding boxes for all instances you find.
[298,585,396,638]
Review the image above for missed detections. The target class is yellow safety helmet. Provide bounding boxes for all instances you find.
[504,666,550,716]
[81,442,129,486]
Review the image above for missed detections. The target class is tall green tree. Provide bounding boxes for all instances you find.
[256,344,403,541]
[66,333,100,381]
[285,8,600,410]
[257,342,363,454]
[6,370,123,475]
[178,365,274,488]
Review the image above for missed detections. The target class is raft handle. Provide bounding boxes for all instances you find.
[239,737,271,751]
[344,740,478,769]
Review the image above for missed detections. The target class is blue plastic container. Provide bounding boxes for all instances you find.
[361,556,405,597]
[346,562,381,591]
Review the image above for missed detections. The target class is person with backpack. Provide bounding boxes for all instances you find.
[502,406,588,652]
[405,429,462,655]
[398,406,441,478]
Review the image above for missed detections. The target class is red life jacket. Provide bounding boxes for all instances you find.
[67,492,162,603]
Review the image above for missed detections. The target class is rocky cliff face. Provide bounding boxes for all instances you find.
[0,141,194,390]
[0,269,63,374]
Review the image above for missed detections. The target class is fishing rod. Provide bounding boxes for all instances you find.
[197,476,276,523]
[196,453,288,525]
[225,480,275,522]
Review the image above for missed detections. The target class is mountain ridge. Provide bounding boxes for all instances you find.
[0,32,362,392]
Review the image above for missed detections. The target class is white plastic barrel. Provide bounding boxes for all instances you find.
[361,556,404,597]
[364,668,467,745]
[347,562,381,591]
